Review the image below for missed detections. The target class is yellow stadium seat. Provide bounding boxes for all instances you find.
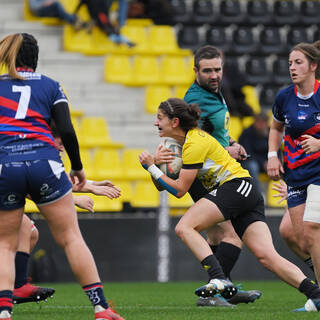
[127,18,153,27]
[113,180,133,204]
[173,85,189,99]
[79,117,124,149]
[121,25,149,55]
[91,149,124,181]
[169,193,193,208]
[60,0,90,20]
[91,194,123,212]
[160,56,194,86]
[131,180,160,208]
[145,85,172,114]
[63,148,94,179]
[63,25,92,53]
[242,116,254,129]
[85,27,120,55]
[122,149,150,180]
[148,26,185,55]
[127,56,161,86]
[23,0,61,25]
[229,116,243,142]
[104,55,133,84]
[80,148,95,179]
[242,85,261,114]
[25,199,39,213]
[267,180,287,208]
[75,193,122,212]
[70,108,84,120]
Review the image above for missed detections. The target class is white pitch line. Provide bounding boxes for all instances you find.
[37,305,197,310]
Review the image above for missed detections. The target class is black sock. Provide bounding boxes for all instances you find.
[214,242,241,280]
[83,282,109,309]
[14,251,29,289]
[298,278,320,299]
[209,244,219,254]
[304,257,314,272]
[201,254,226,280]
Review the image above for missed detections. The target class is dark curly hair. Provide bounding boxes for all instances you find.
[158,98,201,132]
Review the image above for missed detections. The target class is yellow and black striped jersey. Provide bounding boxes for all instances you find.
[182,128,250,191]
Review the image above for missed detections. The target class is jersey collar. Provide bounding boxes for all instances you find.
[294,80,319,97]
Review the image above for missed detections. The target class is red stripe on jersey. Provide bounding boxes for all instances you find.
[0,96,50,129]
[301,123,320,136]
[284,150,320,169]
[283,145,304,158]
[0,131,56,148]
[0,116,51,134]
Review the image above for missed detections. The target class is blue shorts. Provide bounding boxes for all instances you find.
[287,181,320,208]
[0,159,72,210]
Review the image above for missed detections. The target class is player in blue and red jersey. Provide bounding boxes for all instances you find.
[268,41,320,312]
[0,33,124,320]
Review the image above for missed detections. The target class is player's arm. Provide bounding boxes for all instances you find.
[139,151,197,198]
[267,120,284,181]
[51,101,85,188]
[70,177,121,199]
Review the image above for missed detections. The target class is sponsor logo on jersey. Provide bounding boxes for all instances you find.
[297,110,308,120]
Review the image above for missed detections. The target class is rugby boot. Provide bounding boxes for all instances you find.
[94,305,125,320]
[293,298,320,312]
[196,296,235,307]
[195,279,237,299]
[228,284,262,304]
[13,282,55,304]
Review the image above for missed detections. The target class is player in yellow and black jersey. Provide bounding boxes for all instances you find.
[139,98,320,312]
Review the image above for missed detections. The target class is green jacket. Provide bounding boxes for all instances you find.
[184,82,230,147]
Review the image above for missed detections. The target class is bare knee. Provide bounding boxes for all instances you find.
[254,250,275,271]
[175,222,190,242]
[30,226,39,252]
[304,222,320,248]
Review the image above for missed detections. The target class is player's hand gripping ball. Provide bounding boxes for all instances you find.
[159,138,182,179]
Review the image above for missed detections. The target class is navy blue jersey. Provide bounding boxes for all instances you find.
[0,71,68,163]
[272,80,320,187]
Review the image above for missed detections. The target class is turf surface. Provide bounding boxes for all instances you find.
[12,281,317,319]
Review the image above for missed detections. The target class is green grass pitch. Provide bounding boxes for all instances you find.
[12,281,317,320]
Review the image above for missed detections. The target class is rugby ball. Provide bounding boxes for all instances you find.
[159,138,183,179]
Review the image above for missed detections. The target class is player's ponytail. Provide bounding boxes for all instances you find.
[0,33,24,80]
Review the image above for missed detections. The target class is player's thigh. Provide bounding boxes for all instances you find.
[0,208,24,249]
[178,198,225,232]
[39,192,83,247]
[288,204,305,238]
[242,221,277,259]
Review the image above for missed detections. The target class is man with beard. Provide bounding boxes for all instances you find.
[184,45,261,307]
